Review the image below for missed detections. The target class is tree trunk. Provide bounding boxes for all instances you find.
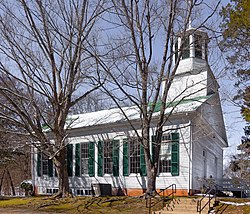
[144,126,162,196]
[24,151,30,179]
[142,120,158,196]
[146,162,158,196]
[6,168,15,196]
[54,147,71,197]
[0,169,6,195]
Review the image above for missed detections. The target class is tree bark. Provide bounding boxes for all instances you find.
[6,168,15,196]
[0,169,6,195]
[54,147,70,197]
[142,119,158,195]
[144,129,162,196]
[146,165,157,196]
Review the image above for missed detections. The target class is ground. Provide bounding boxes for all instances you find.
[0,196,249,213]
[215,198,250,214]
[0,196,162,213]
[0,208,52,213]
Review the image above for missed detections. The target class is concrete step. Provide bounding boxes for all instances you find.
[154,197,215,214]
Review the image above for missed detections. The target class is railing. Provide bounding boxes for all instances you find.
[146,184,176,214]
[196,178,250,213]
[216,178,250,197]
[215,203,229,214]
[196,186,217,214]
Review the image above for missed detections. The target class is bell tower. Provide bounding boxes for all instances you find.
[174,27,209,75]
[165,27,218,102]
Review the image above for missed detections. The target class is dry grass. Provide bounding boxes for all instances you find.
[0,196,163,213]
[214,198,250,214]
[0,196,249,213]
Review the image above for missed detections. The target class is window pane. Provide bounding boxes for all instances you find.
[129,138,140,173]
[159,134,171,173]
[42,154,48,175]
[81,142,89,175]
[104,140,113,174]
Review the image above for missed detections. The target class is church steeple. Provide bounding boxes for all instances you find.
[173,26,210,77]
[163,27,218,102]
[162,1,219,102]
[174,28,209,67]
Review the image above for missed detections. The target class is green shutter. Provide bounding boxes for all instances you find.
[37,151,41,177]
[48,158,53,177]
[67,144,73,176]
[123,139,129,176]
[112,140,119,176]
[140,144,147,176]
[75,143,80,177]
[171,133,179,176]
[88,142,95,177]
[97,141,103,177]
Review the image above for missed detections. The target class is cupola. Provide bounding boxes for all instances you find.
[173,28,209,75]
[164,27,218,102]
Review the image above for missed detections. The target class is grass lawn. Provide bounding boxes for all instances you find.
[0,196,249,213]
[0,195,163,213]
[214,198,250,214]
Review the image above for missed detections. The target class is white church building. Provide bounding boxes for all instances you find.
[31,28,228,197]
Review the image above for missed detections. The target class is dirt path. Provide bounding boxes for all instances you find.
[0,208,56,213]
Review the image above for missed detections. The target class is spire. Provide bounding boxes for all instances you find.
[187,0,192,30]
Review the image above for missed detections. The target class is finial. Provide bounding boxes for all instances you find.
[187,0,192,29]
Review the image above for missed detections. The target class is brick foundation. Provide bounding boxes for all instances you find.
[121,188,190,197]
[34,186,39,196]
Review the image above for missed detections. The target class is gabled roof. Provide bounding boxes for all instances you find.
[67,96,211,129]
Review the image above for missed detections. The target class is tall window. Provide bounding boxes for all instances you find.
[97,140,119,176]
[159,134,172,173]
[75,142,94,177]
[104,140,113,174]
[37,152,53,177]
[152,133,179,175]
[123,138,146,176]
[129,138,140,174]
[194,34,202,59]
[80,142,89,175]
[42,153,49,175]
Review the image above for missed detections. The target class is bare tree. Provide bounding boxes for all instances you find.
[0,125,31,196]
[0,0,106,197]
[90,0,222,195]
[69,91,114,114]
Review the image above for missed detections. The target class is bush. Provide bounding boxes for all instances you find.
[20,180,33,196]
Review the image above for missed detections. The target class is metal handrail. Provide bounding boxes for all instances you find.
[197,186,217,214]
[146,184,176,214]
